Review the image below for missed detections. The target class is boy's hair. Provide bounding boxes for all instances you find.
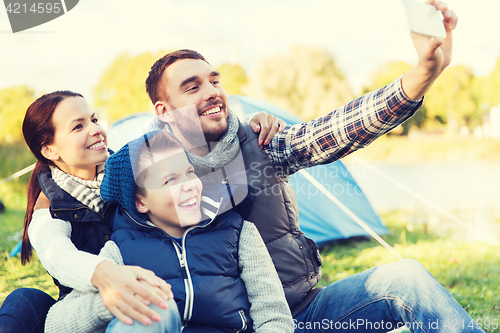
[135,130,184,197]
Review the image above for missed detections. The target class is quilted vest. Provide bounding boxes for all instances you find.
[37,166,113,299]
[111,205,252,332]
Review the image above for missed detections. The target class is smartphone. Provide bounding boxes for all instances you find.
[402,0,447,38]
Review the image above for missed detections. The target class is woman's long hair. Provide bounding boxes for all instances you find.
[21,91,83,264]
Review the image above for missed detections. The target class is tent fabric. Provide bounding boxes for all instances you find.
[228,95,387,247]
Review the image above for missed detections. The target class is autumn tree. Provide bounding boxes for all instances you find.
[94,51,169,123]
[216,63,248,95]
[363,61,425,135]
[246,45,353,121]
[425,65,479,131]
[0,86,35,143]
[475,55,500,111]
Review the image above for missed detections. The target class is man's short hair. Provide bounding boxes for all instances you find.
[145,49,208,104]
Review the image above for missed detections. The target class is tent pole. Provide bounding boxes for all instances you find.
[298,169,404,261]
[0,163,36,186]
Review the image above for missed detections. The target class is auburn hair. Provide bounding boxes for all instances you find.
[21,91,83,264]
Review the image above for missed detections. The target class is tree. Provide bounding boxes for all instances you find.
[476,55,500,110]
[94,51,169,123]
[0,86,35,143]
[216,63,248,95]
[363,61,426,135]
[246,45,353,121]
[425,65,479,131]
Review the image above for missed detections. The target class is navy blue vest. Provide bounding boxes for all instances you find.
[38,167,113,299]
[111,205,252,332]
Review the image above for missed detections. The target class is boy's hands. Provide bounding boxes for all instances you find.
[92,261,174,326]
[248,111,287,149]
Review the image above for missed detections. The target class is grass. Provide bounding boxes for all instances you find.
[317,211,500,332]
[0,191,59,303]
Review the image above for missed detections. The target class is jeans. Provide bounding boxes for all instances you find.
[294,259,484,333]
[105,299,181,333]
[0,288,55,333]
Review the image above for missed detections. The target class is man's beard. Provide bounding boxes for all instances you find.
[169,100,229,144]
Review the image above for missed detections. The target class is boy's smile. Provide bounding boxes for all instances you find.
[136,148,203,238]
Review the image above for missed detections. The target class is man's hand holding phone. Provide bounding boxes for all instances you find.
[400,0,458,101]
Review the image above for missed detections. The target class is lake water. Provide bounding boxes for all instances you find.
[343,157,500,244]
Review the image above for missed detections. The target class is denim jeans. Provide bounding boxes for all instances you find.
[294,259,484,333]
[105,299,181,333]
[0,288,55,333]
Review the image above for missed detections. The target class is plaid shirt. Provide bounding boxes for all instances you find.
[264,76,423,177]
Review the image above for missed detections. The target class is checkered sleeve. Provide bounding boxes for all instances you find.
[264,76,423,176]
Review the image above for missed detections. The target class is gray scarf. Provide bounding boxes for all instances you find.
[151,111,241,175]
[50,166,105,213]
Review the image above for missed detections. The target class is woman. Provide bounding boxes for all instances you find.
[0,90,284,333]
[0,91,173,333]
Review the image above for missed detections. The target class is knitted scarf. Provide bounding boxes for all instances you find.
[50,166,105,213]
[151,111,241,175]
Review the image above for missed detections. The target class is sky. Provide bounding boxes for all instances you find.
[1,0,499,103]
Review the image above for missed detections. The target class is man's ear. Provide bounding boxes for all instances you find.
[135,195,150,214]
[154,101,174,123]
[41,144,59,162]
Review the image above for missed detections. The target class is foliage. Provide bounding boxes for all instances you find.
[0,86,35,143]
[94,51,170,123]
[484,56,500,109]
[216,63,248,95]
[363,61,413,94]
[362,61,426,135]
[364,61,500,134]
[246,45,353,121]
[425,65,479,131]
[475,56,500,111]
[0,141,36,201]
[351,136,500,163]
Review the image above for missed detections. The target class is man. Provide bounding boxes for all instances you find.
[143,2,483,332]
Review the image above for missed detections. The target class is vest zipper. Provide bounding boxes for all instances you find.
[172,242,193,322]
[124,200,223,325]
[236,309,248,332]
[175,200,222,323]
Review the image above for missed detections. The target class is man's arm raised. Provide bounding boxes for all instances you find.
[401,0,458,100]
[264,1,457,176]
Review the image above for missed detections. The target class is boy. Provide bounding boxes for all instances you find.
[45,129,293,333]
